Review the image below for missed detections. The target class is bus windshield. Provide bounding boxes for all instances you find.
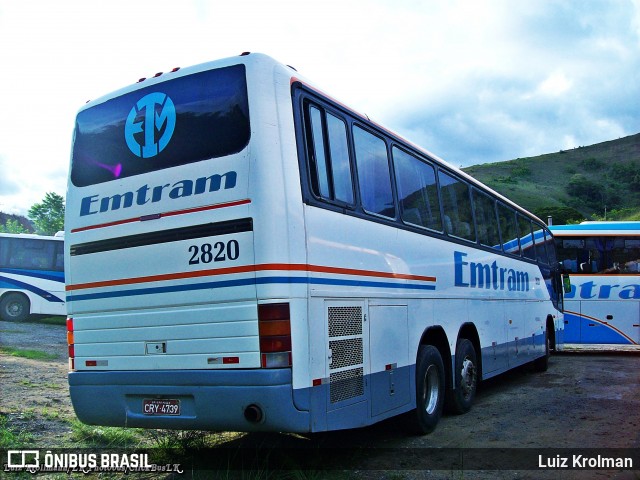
[556,235,640,274]
[70,64,250,187]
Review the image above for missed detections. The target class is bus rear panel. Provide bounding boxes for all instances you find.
[67,54,312,431]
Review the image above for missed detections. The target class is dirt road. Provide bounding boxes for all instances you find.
[1,319,639,479]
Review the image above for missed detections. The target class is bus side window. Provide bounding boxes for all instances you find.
[393,147,443,232]
[497,203,520,255]
[543,228,556,266]
[472,189,500,250]
[0,238,8,266]
[533,224,551,265]
[353,125,395,219]
[438,170,476,242]
[308,105,331,199]
[517,215,536,260]
[55,242,65,271]
[325,113,354,204]
[306,104,354,205]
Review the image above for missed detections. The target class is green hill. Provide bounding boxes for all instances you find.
[0,212,34,233]
[462,132,640,223]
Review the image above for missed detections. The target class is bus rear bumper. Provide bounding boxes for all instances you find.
[68,369,310,432]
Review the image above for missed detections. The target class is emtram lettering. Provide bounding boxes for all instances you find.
[100,192,134,212]
[79,170,238,216]
[564,281,640,300]
[620,284,640,299]
[454,251,529,292]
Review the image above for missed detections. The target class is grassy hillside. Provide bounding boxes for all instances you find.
[463,133,640,223]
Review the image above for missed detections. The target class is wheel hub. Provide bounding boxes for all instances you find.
[460,358,476,397]
[8,303,23,315]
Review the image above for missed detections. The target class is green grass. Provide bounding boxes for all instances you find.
[0,414,34,448]
[0,346,57,360]
[69,419,146,448]
[34,315,66,326]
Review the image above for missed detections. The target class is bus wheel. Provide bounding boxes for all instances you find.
[0,293,30,322]
[447,338,477,414]
[533,328,550,372]
[413,345,445,434]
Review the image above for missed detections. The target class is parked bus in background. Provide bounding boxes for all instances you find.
[65,53,564,434]
[550,221,639,345]
[0,232,65,321]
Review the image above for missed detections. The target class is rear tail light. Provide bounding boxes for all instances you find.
[258,303,292,368]
[66,317,75,371]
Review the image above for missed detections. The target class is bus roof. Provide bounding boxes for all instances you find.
[0,233,63,241]
[549,221,640,236]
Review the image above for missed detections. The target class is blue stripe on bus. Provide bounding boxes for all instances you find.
[66,276,436,302]
[550,223,640,233]
[563,311,637,345]
[0,268,65,283]
[0,275,65,303]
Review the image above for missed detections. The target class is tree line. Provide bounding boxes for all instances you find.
[0,192,65,236]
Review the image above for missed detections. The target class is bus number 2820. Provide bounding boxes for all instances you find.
[189,240,239,265]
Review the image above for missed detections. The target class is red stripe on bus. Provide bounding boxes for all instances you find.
[70,199,252,233]
[66,263,436,291]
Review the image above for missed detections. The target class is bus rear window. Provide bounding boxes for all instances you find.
[71,64,250,187]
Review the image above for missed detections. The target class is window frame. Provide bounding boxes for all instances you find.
[352,122,397,220]
[303,101,356,209]
[438,169,477,243]
[472,187,501,250]
[392,145,443,233]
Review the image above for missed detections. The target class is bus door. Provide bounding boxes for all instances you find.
[368,304,411,417]
[475,300,508,375]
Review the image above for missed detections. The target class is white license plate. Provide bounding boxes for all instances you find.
[142,399,180,416]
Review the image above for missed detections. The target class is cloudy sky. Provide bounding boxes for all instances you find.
[0,0,638,215]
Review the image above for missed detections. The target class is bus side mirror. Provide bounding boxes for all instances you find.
[562,274,571,294]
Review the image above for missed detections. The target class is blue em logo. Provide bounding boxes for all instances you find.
[125,92,176,158]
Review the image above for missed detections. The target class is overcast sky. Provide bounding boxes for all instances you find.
[0,0,638,216]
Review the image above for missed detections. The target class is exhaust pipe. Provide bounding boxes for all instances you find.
[244,404,264,424]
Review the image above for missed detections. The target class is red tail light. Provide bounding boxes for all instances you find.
[258,303,292,368]
[66,317,75,371]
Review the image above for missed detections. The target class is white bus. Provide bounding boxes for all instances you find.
[0,233,65,321]
[65,53,564,434]
[550,221,639,345]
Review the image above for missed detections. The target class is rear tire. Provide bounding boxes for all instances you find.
[412,345,445,435]
[533,328,550,372]
[0,293,30,322]
[446,338,477,414]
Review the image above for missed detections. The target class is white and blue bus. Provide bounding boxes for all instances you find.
[65,53,564,434]
[550,221,639,345]
[0,233,65,321]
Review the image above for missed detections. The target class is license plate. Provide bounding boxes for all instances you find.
[142,399,180,416]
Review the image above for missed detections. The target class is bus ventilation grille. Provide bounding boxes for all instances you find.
[328,306,364,404]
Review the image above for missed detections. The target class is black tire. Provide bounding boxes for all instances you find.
[533,328,550,372]
[412,345,445,435]
[446,338,478,414]
[0,293,30,322]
